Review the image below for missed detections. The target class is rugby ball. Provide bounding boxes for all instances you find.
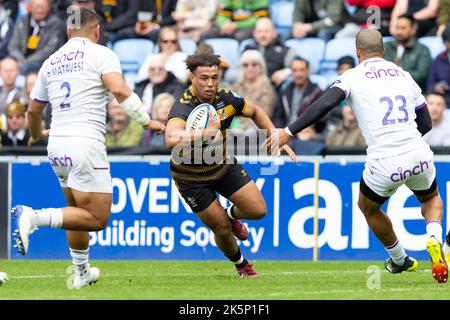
[0,272,9,285]
[185,103,220,131]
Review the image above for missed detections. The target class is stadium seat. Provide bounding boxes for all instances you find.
[383,36,394,43]
[319,38,358,74]
[179,39,197,55]
[124,72,138,91]
[112,39,154,73]
[239,38,256,53]
[418,36,446,59]
[270,1,294,36]
[309,74,332,91]
[285,38,326,74]
[203,38,240,67]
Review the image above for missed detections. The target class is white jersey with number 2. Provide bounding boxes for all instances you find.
[332,57,428,160]
[30,37,122,142]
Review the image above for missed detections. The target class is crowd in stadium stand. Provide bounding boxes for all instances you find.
[0,0,449,155]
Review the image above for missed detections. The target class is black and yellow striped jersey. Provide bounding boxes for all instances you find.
[168,86,249,183]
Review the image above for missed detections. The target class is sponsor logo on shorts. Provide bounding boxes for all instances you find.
[49,153,73,167]
[390,160,429,182]
[186,196,198,208]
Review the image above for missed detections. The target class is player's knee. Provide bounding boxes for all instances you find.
[253,203,267,219]
[91,215,109,231]
[211,222,232,238]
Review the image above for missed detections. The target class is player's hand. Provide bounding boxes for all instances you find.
[263,128,293,155]
[144,120,166,132]
[28,129,49,148]
[280,145,298,162]
[206,111,221,130]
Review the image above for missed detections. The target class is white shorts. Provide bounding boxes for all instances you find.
[362,145,436,199]
[47,136,112,193]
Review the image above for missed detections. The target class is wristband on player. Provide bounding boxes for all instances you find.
[284,127,294,137]
[120,92,150,126]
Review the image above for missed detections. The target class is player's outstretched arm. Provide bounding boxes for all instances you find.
[242,101,298,162]
[27,99,49,148]
[102,72,165,132]
[264,87,346,151]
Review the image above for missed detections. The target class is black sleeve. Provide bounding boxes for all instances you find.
[168,99,191,123]
[415,105,432,136]
[224,90,247,115]
[287,87,346,135]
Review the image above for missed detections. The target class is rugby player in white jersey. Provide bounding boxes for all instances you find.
[266,28,448,284]
[11,8,165,288]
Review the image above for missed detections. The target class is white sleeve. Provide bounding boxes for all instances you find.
[331,73,351,99]
[29,66,49,103]
[98,48,122,76]
[411,76,426,109]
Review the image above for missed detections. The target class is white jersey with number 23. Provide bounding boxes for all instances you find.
[332,57,428,160]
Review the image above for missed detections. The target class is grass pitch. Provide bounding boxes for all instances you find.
[0,260,449,300]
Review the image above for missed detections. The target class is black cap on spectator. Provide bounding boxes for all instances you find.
[443,25,450,42]
[337,56,356,68]
[72,0,96,3]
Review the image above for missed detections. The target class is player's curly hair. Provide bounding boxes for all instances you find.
[185,53,222,73]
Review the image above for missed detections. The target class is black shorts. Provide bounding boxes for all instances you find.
[173,162,252,213]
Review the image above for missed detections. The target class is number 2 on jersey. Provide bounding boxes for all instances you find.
[60,82,71,110]
[380,95,408,126]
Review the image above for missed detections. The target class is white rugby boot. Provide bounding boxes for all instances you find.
[12,205,38,255]
[73,264,100,289]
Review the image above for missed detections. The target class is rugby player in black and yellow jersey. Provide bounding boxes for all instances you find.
[165,53,297,277]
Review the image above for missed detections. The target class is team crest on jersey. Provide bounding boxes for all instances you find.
[231,91,241,99]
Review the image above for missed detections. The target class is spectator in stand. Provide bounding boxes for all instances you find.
[141,92,173,150]
[230,50,276,134]
[115,0,177,43]
[291,0,348,42]
[273,56,324,132]
[137,27,189,83]
[240,17,297,86]
[325,104,366,147]
[95,0,139,43]
[0,100,31,146]
[385,14,432,90]
[390,0,439,37]
[20,69,38,110]
[8,0,65,74]
[3,0,18,21]
[288,124,325,155]
[324,55,357,132]
[105,97,144,147]
[0,1,14,60]
[200,0,269,42]
[172,0,217,42]
[336,0,396,38]
[437,0,450,36]
[135,54,185,116]
[0,58,22,114]
[423,92,450,146]
[427,25,450,106]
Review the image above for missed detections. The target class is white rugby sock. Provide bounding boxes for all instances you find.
[30,208,63,228]
[426,221,443,243]
[385,239,407,266]
[70,248,89,271]
[226,205,237,220]
[443,241,450,255]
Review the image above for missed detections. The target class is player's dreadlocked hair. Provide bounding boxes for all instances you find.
[185,53,222,73]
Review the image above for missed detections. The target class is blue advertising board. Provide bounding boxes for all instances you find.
[10,159,450,260]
